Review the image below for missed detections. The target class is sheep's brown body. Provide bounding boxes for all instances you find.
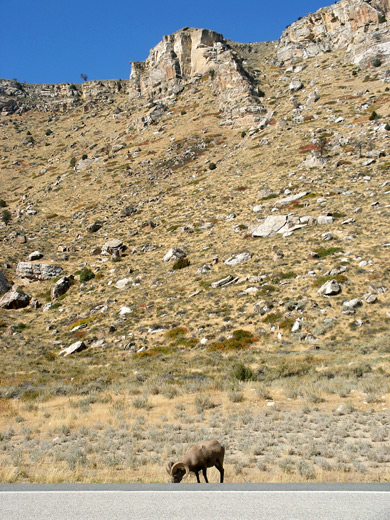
[166,439,225,483]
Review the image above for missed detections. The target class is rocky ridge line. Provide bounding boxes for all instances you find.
[129,27,266,127]
[276,0,390,66]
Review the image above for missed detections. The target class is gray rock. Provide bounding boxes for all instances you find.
[51,276,74,300]
[274,191,309,208]
[0,291,31,309]
[289,80,304,92]
[119,205,137,218]
[59,341,87,357]
[317,215,334,225]
[252,215,288,237]
[343,298,363,311]
[102,239,125,257]
[115,278,132,289]
[318,280,341,296]
[364,293,378,304]
[163,247,186,262]
[211,275,236,288]
[0,271,11,293]
[224,252,252,266]
[16,262,63,280]
[87,221,103,233]
[28,251,44,261]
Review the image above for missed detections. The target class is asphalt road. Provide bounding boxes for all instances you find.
[1,484,389,520]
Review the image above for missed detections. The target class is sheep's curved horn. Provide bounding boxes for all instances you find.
[171,462,189,479]
[166,461,174,475]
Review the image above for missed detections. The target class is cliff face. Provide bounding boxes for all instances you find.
[129,27,266,127]
[0,79,126,115]
[276,0,390,66]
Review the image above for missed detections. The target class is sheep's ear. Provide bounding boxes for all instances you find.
[166,461,174,475]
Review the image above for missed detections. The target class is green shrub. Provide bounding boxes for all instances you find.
[373,58,382,67]
[1,209,11,225]
[208,162,217,170]
[0,199,6,208]
[81,154,88,160]
[385,123,390,131]
[315,247,343,258]
[232,363,254,381]
[369,111,378,121]
[79,267,95,283]
[70,157,76,167]
[172,257,190,270]
[45,129,52,136]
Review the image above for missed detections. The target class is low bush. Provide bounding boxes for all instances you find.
[172,257,190,270]
[79,267,95,283]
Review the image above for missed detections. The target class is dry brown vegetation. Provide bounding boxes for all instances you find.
[0,43,389,483]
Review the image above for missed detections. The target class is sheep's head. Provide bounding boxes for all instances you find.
[166,461,189,483]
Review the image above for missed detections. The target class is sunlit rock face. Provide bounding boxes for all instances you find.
[276,0,390,66]
[129,27,266,127]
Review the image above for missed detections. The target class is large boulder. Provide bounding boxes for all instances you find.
[318,280,342,296]
[0,291,31,309]
[51,276,74,300]
[59,341,87,357]
[163,247,187,262]
[0,271,11,293]
[16,262,63,280]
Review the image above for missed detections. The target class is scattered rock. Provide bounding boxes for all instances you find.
[0,291,31,309]
[274,191,309,208]
[119,306,132,316]
[289,80,304,92]
[318,280,341,296]
[163,247,187,262]
[28,251,44,261]
[0,271,11,293]
[51,275,74,300]
[317,215,334,225]
[224,251,252,266]
[364,293,378,304]
[211,275,236,288]
[119,205,137,218]
[16,262,63,280]
[87,221,103,233]
[102,239,125,257]
[59,341,87,357]
[115,278,132,290]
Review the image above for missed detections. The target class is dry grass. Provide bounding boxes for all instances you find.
[0,46,389,483]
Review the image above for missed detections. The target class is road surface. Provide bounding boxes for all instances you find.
[1,483,389,520]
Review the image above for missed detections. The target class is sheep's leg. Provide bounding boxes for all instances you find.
[195,471,201,483]
[202,468,209,483]
[215,462,224,483]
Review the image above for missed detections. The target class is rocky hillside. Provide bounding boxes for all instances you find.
[277,0,390,66]
[1,0,390,358]
[0,0,389,484]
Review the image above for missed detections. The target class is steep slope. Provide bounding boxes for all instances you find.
[0,1,389,484]
[277,0,390,66]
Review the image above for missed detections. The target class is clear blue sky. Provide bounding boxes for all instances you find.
[1,0,329,84]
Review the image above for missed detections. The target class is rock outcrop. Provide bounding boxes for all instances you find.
[0,271,11,293]
[16,262,63,280]
[276,0,390,66]
[129,27,266,126]
[0,291,31,309]
[0,79,126,115]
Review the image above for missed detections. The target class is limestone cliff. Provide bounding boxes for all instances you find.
[276,0,390,66]
[0,79,126,115]
[129,27,266,127]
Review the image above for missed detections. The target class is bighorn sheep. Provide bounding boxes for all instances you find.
[166,439,225,483]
